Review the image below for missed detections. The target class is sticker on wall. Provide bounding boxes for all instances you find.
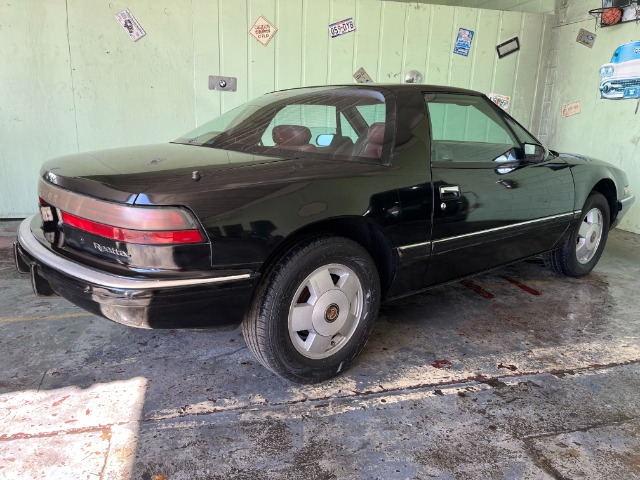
[329,18,356,39]
[249,16,277,46]
[353,67,373,84]
[576,29,597,48]
[453,28,474,57]
[598,41,640,100]
[561,101,581,118]
[488,93,511,111]
[115,8,146,42]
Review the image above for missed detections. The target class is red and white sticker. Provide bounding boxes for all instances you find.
[249,16,277,46]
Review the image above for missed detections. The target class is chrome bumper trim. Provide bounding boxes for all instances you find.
[620,195,635,204]
[17,215,252,290]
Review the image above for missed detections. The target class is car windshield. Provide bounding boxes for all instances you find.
[174,87,392,162]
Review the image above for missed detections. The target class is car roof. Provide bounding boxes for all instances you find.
[271,83,485,97]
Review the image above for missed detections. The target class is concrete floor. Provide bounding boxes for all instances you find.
[0,220,639,480]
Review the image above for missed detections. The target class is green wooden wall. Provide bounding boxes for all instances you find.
[542,0,639,233]
[0,0,551,218]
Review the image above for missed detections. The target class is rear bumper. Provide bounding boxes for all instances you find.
[15,216,259,329]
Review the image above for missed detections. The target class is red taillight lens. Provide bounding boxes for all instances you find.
[61,212,204,245]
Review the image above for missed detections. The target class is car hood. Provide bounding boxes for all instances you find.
[40,143,389,209]
[558,152,615,168]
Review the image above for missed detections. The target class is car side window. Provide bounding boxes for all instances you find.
[425,93,520,163]
[261,105,337,146]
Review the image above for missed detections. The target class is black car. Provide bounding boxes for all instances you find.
[14,84,634,383]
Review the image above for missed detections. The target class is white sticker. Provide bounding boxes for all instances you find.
[115,8,146,42]
[329,18,356,38]
[249,16,277,46]
[488,93,511,111]
[561,101,581,118]
[353,67,373,84]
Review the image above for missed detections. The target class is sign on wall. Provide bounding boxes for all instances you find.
[453,28,474,57]
[562,101,581,118]
[576,29,597,48]
[598,41,640,100]
[249,16,277,46]
[115,9,146,42]
[329,18,356,39]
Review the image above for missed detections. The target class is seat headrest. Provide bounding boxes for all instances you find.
[367,123,386,145]
[272,125,312,146]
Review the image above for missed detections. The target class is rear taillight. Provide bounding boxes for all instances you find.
[60,211,205,245]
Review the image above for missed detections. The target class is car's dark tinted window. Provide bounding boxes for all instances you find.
[175,87,393,162]
[425,93,520,163]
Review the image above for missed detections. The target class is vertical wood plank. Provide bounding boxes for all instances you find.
[247,0,276,99]
[353,0,383,81]
[402,2,432,82]
[219,0,249,111]
[275,0,304,90]
[510,13,544,128]
[378,1,406,83]
[468,9,500,94]
[491,11,522,98]
[425,5,456,85]
[193,0,221,125]
[302,0,332,86]
[448,7,480,89]
[327,0,357,84]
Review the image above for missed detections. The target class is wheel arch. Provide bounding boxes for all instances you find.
[591,178,618,225]
[259,216,397,299]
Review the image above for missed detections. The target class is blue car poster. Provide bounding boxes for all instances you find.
[453,28,474,57]
[599,41,640,100]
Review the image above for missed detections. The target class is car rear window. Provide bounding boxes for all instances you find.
[175,87,394,163]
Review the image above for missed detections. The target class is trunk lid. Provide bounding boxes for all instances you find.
[41,143,290,203]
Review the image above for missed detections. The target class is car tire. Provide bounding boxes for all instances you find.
[544,192,610,277]
[242,236,380,383]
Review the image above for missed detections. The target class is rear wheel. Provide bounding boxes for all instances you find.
[544,192,610,277]
[242,236,380,383]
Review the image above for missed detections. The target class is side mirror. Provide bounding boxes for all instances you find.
[316,134,335,147]
[524,143,545,163]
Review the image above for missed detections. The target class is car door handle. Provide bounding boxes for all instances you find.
[439,185,461,198]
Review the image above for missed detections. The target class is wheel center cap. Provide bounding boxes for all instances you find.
[590,231,597,244]
[325,304,339,323]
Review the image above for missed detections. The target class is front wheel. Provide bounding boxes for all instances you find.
[242,236,381,383]
[544,192,610,277]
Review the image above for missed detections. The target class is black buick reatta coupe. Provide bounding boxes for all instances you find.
[15,84,634,383]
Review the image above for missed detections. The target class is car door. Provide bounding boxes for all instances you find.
[423,92,575,285]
